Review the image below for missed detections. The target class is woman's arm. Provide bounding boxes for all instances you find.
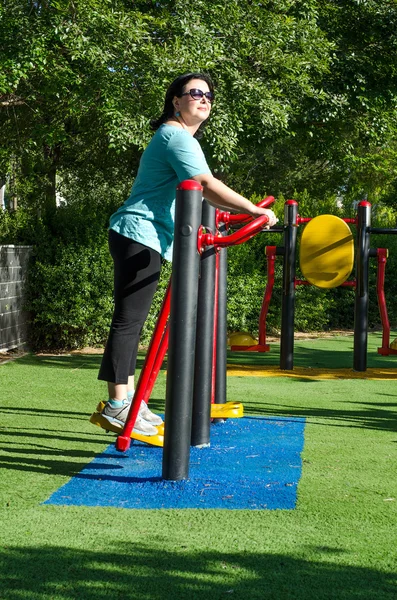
[192,173,278,226]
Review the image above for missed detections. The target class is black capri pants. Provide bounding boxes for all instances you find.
[98,229,162,384]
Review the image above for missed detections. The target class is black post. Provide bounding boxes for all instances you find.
[280,200,298,370]
[162,180,203,481]
[215,223,228,407]
[191,200,216,447]
[353,201,371,372]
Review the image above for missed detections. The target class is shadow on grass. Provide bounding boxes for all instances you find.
[227,333,397,370]
[5,353,158,371]
[0,543,396,600]
[4,353,108,370]
[0,424,113,476]
[228,347,397,369]
[7,341,397,373]
[246,400,397,433]
[1,406,89,419]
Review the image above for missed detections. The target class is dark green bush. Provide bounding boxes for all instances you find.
[2,187,397,351]
[26,238,114,350]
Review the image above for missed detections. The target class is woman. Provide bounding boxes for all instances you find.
[97,72,278,435]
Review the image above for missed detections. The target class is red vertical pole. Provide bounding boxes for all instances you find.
[211,249,220,404]
[376,248,390,354]
[116,281,171,451]
[143,324,170,403]
[259,246,276,347]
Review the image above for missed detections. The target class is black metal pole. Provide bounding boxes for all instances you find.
[280,200,298,370]
[191,200,216,447]
[215,223,228,407]
[162,180,203,481]
[369,228,397,235]
[353,201,371,372]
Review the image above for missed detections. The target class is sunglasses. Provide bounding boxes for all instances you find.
[181,88,214,103]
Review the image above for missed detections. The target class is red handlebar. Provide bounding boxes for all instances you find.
[198,213,270,253]
[217,196,275,227]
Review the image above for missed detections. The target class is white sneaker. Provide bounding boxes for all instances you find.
[133,414,159,436]
[101,401,158,436]
[139,401,163,426]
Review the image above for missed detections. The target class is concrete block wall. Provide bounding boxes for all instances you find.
[0,245,33,351]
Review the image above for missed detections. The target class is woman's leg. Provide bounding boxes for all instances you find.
[98,230,162,398]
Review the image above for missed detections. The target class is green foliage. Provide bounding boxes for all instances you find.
[0,206,35,244]
[27,239,114,350]
[0,177,173,351]
[2,0,397,204]
[2,186,397,351]
[0,0,332,210]
[2,1,397,348]
[0,180,118,350]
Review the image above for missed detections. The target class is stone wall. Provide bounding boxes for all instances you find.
[0,245,33,351]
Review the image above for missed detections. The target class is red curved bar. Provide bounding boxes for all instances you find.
[177,179,203,191]
[201,213,270,250]
[257,195,276,208]
[217,196,275,226]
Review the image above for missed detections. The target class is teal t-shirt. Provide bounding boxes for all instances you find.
[109,124,211,261]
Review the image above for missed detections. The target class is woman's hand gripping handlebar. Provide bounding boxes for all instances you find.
[198,212,273,254]
[217,196,278,229]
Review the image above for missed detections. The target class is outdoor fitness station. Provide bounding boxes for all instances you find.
[91,180,281,480]
[230,201,397,371]
[91,181,397,481]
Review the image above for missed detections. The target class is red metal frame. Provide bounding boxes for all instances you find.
[217,196,275,227]
[114,205,380,450]
[297,216,357,225]
[230,245,276,353]
[376,248,397,355]
[211,248,220,403]
[117,208,278,449]
[258,246,276,349]
[198,213,271,253]
[233,214,360,354]
[116,281,171,451]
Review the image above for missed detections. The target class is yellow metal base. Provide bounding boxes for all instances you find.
[211,401,243,418]
[89,411,164,447]
[90,400,243,446]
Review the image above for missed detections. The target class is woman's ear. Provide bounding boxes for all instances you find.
[173,96,180,112]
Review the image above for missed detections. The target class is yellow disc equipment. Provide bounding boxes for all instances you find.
[228,331,258,347]
[300,215,354,289]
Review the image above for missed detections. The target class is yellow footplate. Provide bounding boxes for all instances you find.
[89,411,164,447]
[211,401,243,419]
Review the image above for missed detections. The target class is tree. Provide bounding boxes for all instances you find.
[227,1,397,201]
[0,0,332,215]
[289,0,397,201]
[2,1,397,213]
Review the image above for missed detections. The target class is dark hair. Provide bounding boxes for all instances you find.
[150,72,214,139]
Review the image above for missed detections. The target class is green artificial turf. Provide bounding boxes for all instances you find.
[1,335,397,599]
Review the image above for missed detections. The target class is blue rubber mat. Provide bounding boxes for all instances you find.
[44,416,305,510]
